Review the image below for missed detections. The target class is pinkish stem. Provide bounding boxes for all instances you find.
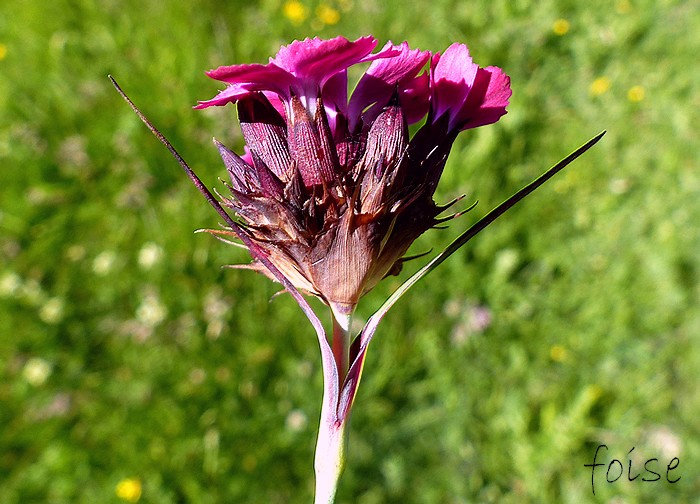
[314,308,353,503]
[331,310,351,379]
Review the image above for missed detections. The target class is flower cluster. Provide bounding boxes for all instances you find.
[196,36,511,317]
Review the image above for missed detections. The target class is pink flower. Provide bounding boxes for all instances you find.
[196,36,395,134]
[196,36,511,316]
[430,43,512,130]
[192,38,511,501]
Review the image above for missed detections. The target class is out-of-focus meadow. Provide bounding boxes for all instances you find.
[1,0,697,502]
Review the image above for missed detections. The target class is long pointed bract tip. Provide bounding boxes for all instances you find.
[109,75,333,386]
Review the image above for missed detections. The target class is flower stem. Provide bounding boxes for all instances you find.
[313,418,347,504]
[314,306,353,503]
[331,309,352,379]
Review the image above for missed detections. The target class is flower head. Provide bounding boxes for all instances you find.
[590,76,611,96]
[115,478,142,502]
[197,36,511,315]
[552,19,570,36]
[627,85,645,102]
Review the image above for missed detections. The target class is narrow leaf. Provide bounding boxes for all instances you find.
[338,131,606,419]
[109,75,340,409]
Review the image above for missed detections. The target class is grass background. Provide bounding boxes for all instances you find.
[1,0,698,502]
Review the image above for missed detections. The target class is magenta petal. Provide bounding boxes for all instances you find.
[241,147,254,167]
[198,37,399,117]
[194,84,253,109]
[457,65,512,130]
[273,36,379,83]
[348,41,431,130]
[207,62,293,88]
[364,42,429,85]
[320,71,349,135]
[430,43,479,125]
[196,63,296,108]
[263,91,287,120]
[398,71,431,125]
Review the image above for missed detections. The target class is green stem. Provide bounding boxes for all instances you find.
[313,418,347,504]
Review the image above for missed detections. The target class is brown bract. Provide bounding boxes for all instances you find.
[213,91,457,315]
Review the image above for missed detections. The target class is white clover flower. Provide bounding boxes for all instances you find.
[137,242,163,269]
[0,272,21,297]
[286,409,308,432]
[135,293,167,326]
[93,250,116,275]
[23,357,52,386]
[40,297,64,324]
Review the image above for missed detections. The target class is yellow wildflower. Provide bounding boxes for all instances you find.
[283,0,308,25]
[627,85,645,102]
[0,43,7,61]
[550,345,569,362]
[317,5,340,25]
[589,77,611,96]
[116,478,142,502]
[552,19,570,36]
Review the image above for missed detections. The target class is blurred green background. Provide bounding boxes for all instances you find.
[1,0,698,502]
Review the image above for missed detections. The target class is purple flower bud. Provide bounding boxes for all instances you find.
[287,95,336,186]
